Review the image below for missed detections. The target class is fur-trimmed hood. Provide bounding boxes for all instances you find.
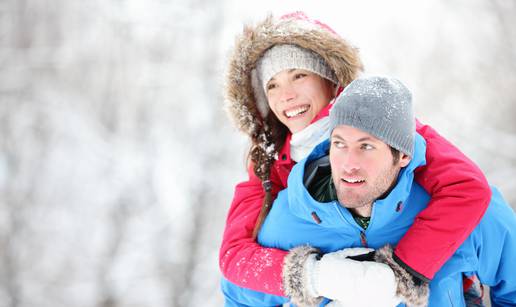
[224,12,363,141]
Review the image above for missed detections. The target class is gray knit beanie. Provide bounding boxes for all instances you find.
[252,44,338,117]
[329,76,415,156]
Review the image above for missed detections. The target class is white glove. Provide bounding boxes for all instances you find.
[326,299,399,307]
[325,300,346,307]
[305,248,401,307]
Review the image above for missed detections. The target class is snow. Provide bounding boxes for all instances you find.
[0,0,514,306]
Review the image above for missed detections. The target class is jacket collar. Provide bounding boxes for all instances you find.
[287,133,427,228]
[276,103,334,165]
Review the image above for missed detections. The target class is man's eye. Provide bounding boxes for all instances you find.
[361,144,374,150]
[333,141,345,148]
[294,73,307,80]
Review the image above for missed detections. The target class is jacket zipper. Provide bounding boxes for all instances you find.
[360,231,368,248]
[447,290,454,306]
[332,202,369,248]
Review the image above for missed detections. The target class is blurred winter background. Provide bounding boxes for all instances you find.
[0,0,515,306]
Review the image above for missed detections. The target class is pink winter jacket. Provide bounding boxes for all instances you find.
[219,103,491,296]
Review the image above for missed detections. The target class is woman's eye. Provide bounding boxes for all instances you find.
[361,144,374,150]
[294,73,307,80]
[266,83,277,91]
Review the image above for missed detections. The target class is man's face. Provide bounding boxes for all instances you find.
[266,69,336,133]
[329,125,411,217]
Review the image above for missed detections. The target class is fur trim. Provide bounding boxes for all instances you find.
[282,245,322,306]
[375,245,430,307]
[224,13,363,138]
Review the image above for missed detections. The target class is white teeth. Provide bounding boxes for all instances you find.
[285,105,309,118]
[343,178,365,183]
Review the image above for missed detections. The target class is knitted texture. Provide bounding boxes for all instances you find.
[329,76,415,156]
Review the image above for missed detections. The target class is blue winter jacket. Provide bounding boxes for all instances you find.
[221,133,516,306]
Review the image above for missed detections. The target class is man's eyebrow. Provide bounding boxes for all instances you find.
[332,135,379,143]
[357,137,377,142]
[331,134,345,141]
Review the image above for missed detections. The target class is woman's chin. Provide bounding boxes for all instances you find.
[284,115,313,133]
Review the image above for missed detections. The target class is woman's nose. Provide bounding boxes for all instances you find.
[279,84,296,103]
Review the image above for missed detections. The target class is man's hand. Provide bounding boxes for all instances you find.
[283,246,401,307]
[307,248,401,306]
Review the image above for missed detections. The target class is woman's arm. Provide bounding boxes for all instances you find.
[219,164,289,296]
[394,120,491,281]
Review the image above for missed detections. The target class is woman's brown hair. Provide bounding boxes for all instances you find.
[249,113,288,239]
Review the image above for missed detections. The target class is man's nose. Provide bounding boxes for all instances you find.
[341,152,361,173]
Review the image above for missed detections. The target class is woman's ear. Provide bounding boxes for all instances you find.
[333,83,340,97]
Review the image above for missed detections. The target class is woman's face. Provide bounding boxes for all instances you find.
[265,69,336,133]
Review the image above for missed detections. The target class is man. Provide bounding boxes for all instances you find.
[222,76,516,306]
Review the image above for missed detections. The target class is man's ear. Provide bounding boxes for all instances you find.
[399,153,411,168]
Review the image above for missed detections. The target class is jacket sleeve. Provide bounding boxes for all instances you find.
[475,187,516,306]
[394,120,491,281]
[221,277,288,307]
[219,163,289,296]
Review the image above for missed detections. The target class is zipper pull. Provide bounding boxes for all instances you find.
[311,211,322,224]
[360,231,368,247]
